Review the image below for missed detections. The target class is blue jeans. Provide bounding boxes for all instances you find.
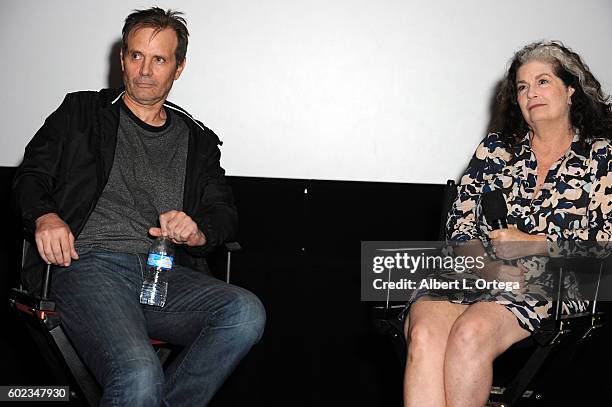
[50,250,265,407]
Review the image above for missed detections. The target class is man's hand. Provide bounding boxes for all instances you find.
[489,226,547,260]
[149,210,207,246]
[35,213,79,266]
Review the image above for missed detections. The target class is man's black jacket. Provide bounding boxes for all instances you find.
[12,88,238,293]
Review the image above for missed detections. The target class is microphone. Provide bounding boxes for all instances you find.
[481,189,508,230]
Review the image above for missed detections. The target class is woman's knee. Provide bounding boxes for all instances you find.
[406,320,450,359]
[405,301,460,352]
[447,316,494,356]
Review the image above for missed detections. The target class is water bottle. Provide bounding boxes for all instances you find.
[140,236,174,307]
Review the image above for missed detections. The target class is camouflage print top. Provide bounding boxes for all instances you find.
[447,132,612,248]
[405,132,612,332]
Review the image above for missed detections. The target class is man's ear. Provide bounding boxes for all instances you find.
[120,50,125,72]
[174,57,186,80]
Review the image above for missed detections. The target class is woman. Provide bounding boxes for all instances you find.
[403,41,612,407]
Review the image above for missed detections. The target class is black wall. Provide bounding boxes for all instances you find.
[2,168,610,406]
[217,176,445,406]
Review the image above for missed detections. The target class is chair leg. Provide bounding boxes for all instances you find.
[156,346,173,367]
[22,322,75,386]
[502,344,555,406]
[16,306,176,406]
[49,326,101,407]
[373,318,407,372]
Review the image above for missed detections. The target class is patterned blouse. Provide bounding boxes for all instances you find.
[441,132,612,331]
[447,132,612,247]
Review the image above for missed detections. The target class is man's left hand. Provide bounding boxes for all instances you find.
[149,210,207,246]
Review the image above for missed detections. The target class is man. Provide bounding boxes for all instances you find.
[13,7,265,406]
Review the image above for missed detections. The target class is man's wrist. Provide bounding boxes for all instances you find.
[35,212,60,226]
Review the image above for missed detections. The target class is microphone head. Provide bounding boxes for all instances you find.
[481,189,507,225]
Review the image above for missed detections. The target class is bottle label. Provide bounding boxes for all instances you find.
[147,253,174,270]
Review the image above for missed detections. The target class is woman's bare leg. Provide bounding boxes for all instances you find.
[444,302,530,407]
[403,300,468,407]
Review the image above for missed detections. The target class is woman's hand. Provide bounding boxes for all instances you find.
[480,259,527,294]
[489,226,547,260]
[497,263,525,286]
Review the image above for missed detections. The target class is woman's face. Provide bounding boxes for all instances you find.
[515,60,575,129]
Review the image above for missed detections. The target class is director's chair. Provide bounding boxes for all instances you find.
[372,179,608,406]
[9,240,242,406]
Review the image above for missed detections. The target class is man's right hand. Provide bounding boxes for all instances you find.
[35,213,79,267]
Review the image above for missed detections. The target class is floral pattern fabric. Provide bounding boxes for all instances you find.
[448,132,612,245]
[442,132,612,331]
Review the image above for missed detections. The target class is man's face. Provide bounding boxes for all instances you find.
[121,27,185,106]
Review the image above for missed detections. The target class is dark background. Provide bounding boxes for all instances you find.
[1,167,611,406]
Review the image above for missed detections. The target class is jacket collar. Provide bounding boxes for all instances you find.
[105,88,212,139]
[110,90,125,105]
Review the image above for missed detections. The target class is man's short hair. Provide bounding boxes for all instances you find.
[122,7,189,67]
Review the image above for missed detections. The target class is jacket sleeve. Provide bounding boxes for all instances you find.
[184,141,238,257]
[12,94,73,238]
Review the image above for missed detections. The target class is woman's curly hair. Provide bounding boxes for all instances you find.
[491,40,612,146]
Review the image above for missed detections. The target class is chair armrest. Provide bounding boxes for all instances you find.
[225,241,242,253]
[223,241,242,283]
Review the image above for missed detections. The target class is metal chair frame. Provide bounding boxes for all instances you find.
[9,240,241,406]
[372,179,607,406]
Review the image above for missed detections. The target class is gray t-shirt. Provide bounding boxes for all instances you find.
[76,100,189,254]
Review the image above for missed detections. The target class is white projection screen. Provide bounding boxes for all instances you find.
[2,0,611,183]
